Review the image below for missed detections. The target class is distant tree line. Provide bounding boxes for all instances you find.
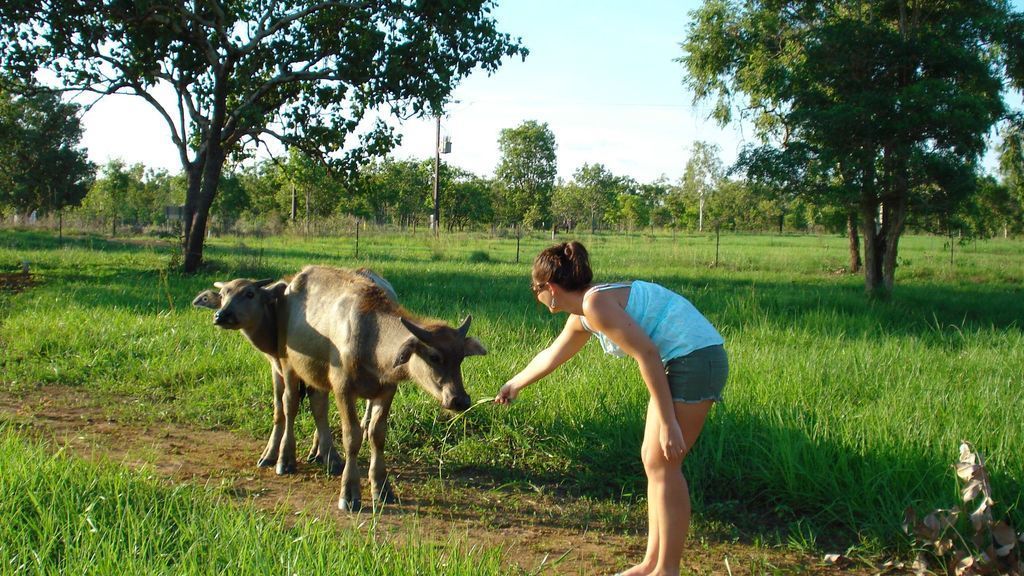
[2,98,1021,245]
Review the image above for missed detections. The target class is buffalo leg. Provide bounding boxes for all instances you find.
[367,388,397,505]
[307,387,342,475]
[305,428,320,463]
[258,368,286,469]
[275,370,301,475]
[360,398,374,445]
[335,387,363,511]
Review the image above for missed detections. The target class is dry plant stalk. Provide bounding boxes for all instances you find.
[902,442,1023,576]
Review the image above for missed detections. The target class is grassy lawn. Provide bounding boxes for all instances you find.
[1,227,1021,556]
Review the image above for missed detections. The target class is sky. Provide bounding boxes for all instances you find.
[75,0,1020,184]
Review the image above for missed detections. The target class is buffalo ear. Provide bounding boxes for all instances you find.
[393,337,417,368]
[265,280,288,301]
[213,281,225,289]
[464,337,487,357]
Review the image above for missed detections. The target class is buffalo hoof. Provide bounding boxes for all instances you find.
[275,460,297,475]
[326,456,343,476]
[257,457,276,468]
[338,498,362,512]
[372,488,396,505]
[306,453,343,476]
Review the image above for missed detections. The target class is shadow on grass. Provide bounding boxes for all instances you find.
[434,401,1022,552]
[20,229,1022,336]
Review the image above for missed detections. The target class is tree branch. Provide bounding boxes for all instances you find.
[243,1,372,54]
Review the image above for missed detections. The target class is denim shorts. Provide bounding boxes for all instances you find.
[664,344,729,403]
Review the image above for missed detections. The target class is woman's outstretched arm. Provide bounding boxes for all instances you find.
[495,315,591,404]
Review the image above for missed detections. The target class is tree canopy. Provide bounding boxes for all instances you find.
[0,0,526,271]
[494,120,557,228]
[0,87,92,218]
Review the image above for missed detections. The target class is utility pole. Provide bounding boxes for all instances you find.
[699,190,705,232]
[290,180,296,221]
[432,113,441,236]
[431,101,458,237]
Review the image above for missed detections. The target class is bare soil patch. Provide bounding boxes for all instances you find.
[0,386,882,575]
[0,272,35,294]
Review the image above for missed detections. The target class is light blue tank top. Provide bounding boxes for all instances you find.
[578,281,724,362]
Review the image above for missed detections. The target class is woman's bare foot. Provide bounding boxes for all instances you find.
[615,562,654,576]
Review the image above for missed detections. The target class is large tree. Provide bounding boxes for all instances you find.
[358,157,432,228]
[1,1,525,271]
[440,166,493,232]
[80,159,142,236]
[572,163,622,234]
[682,0,1023,296]
[494,120,557,228]
[0,87,93,219]
[551,180,588,232]
[680,141,724,232]
[999,120,1024,208]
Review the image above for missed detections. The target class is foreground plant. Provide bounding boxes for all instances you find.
[903,442,1023,575]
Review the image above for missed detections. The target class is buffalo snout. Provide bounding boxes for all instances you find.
[443,391,471,412]
[213,309,235,327]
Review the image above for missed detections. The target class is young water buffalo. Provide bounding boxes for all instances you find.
[277,265,486,511]
[193,267,399,475]
[193,278,343,475]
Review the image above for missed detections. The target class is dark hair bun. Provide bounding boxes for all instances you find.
[533,241,592,291]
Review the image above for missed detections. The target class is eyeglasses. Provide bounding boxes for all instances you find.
[530,281,549,295]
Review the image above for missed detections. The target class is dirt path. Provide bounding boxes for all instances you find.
[0,386,880,575]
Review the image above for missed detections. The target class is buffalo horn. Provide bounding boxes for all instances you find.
[400,317,434,344]
[457,315,472,338]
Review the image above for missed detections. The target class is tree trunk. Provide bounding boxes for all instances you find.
[879,150,910,294]
[181,162,203,250]
[846,211,861,273]
[183,149,225,273]
[880,205,905,293]
[860,199,884,297]
[515,222,521,264]
[862,182,909,296]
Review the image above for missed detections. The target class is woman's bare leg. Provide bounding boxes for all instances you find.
[618,401,663,576]
[647,400,713,576]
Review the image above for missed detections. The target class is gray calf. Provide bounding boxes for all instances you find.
[192,267,399,474]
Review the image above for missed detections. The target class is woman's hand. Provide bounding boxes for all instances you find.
[660,419,687,461]
[494,382,520,405]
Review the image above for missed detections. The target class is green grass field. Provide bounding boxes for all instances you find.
[1,227,1021,561]
[0,425,512,575]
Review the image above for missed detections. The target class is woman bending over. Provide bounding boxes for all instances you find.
[495,241,728,576]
